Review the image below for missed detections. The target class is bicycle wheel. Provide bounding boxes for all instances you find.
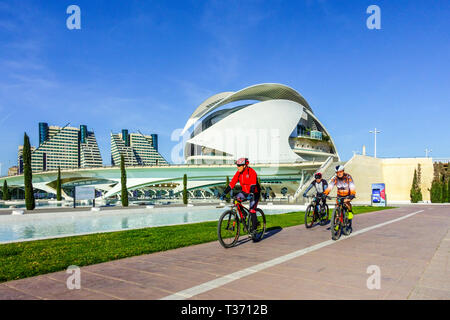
[342,209,352,236]
[331,207,342,241]
[217,210,240,248]
[304,205,315,228]
[250,209,266,242]
[319,204,329,225]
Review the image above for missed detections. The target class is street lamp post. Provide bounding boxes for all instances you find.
[425,148,432,158]
[369,128,381,158]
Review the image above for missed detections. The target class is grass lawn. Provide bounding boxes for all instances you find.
[0,205,394,283]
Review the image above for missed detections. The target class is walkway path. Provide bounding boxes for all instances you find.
[0,205,448,299]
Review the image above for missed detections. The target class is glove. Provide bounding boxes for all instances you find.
[348,195,355,200]
[247,193,254,201]
[303,193,307,198]
[219,194,225,201]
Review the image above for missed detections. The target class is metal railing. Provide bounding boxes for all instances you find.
[292,155,334,201]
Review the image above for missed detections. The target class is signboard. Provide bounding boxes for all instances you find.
[371,183,386,207]
[75,186,95,200]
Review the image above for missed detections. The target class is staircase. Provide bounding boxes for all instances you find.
[292,157,346,203]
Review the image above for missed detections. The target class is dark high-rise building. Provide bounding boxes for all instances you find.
[39,122,49,146]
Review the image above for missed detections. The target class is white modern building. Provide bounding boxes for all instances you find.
[182,83,340,164]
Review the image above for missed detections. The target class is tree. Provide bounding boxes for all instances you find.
[410,167,422,203]
[182,174,188,204]
[2,180,10,201]
[417,164,423,202]
[56,167,62,201]
[429,179,442,203]
[120,154,128,207]
[225,176,231,203]
[441,180,448,203]
[447,176,450,203]
[23,133,35,210]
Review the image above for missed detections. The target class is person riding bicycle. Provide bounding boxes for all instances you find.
[323,165,356,226]
[303,172,328,216]
[220,158,260,233]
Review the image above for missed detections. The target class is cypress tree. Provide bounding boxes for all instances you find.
[2,180,10,201]
[120,154,128,207]
[410,165,423,203]
[56,167,62,201]
[410,169,419,203]
[429,179,442,203]
[447,176,450,203]
[182,174,188,204]
[441,180,448,203]
[417,164,423,202]
[23,133,35,210]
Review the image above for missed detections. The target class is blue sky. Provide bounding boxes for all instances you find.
[0,0,449,173]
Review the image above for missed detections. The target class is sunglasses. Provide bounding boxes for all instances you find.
[236,164,245,167]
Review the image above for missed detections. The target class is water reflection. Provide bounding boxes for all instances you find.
[121,217,129,229]
[23,226,35,239]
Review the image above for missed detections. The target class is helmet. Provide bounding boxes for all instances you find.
[236,158,249,166]
[335,165,345,172]
[314,172,322,179]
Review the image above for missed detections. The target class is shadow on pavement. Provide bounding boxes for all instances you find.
[234,226,283,247]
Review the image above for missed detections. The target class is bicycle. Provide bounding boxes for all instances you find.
[330,196,353,241]
[304,195,329,228]
[217,196,266,248]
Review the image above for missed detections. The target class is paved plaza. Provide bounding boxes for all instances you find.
[0,205,449,300]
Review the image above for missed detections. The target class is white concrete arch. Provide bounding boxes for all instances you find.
[182,83,312,135]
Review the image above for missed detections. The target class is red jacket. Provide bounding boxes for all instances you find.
[229,167,259,194]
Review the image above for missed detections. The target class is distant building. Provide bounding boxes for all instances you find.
[17,145,36,174]
[18,123,103,173]
[110,130,168,166]
[8,166,19,176]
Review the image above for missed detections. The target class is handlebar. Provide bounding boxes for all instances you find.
[327,195,354,200]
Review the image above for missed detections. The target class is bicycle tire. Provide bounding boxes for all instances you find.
[331,207,342,241]
[305,205,315,228]
[321,204,330,225]
[342,208,352,236]
[217,210,240,248]
[251,208,266,242]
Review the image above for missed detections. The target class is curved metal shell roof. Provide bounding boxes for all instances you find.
[182,83,312,134]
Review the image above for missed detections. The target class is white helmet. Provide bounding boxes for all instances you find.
[335,165,345,172]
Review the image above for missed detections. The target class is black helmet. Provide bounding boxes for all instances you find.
[314,172,322,179]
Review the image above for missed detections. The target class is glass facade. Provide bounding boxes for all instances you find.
[38,122,49,146]
[80,125,87,143]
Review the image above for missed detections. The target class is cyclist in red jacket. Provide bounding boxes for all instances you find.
[221,158,260,233]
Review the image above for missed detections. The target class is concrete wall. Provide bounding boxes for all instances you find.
[344,155,384,204]
[381,157,433,202]
[342,155,433,204]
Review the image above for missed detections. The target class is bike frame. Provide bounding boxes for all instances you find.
[335,197,349,224]
[306,196,323,216]
[232,198,252,231]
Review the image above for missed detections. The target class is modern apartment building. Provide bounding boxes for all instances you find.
[17,145,36,174]
[110,130,168,166]
[18,123,103,173]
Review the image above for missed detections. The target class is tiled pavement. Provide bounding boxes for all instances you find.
[0,205,449,300]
